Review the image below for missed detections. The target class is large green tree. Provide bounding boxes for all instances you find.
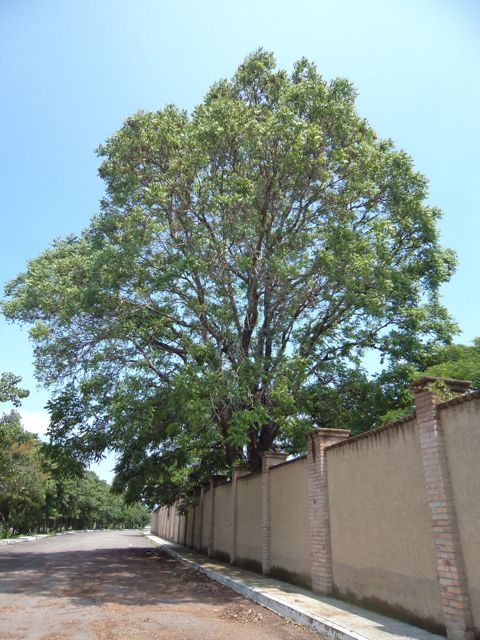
[3,51,456,500]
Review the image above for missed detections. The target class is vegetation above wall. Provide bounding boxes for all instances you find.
[302,339,480,432]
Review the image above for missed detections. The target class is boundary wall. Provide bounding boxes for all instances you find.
[151,378,480,640]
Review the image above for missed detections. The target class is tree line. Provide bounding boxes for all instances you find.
[0,408,149,536]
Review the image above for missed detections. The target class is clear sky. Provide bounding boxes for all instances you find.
[1,0,479,481]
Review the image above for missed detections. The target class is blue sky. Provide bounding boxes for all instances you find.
[1,0,479,481]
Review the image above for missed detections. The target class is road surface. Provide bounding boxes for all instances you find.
[0,529,319,639]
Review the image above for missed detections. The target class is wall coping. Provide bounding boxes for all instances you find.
[217,478,231,486]
[236,469,262,481]
[268,454,307,471]
[409,375,472,394]
[306,427,350,439]
[327,413,417,451]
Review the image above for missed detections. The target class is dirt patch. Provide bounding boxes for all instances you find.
[219,603,265,623]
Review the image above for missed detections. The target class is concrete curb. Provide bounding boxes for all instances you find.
[145,532,368,640]
[0,534,49,546]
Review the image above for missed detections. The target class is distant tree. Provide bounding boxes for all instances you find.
[40,471,149,531]
[3,51,456,503]
[0,411,46,534]
[0,411,148,535]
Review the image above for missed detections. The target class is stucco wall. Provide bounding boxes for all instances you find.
[212,482,231,560]
[163,506,170,538]
[441,398,480,634]
[163,505,171,538]
[172,505,178,540]
[236,472,262,569]
[169,504,180,541]
[157,507,164,537]
[177,512,186,544]
[270,457,311,587]
[327,418,443,629]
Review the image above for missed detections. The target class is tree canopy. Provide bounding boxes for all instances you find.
[2,51,456,504]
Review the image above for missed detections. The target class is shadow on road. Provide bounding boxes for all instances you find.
[0,536,235,608]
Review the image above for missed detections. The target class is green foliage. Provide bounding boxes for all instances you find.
[0,412,149,536]
[0,372,29,406]
[0,411,46,533]
[2,50,456,503]
[421,338,480,388]
[370,339,480,427]
[299,361,417,435]
[41,470,149,531]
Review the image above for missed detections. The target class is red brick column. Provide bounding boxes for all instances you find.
[412,377,474,640]
[230,466,250,565]
[192,487,201,551]
[176,502,182,543]
[178,495,188,546]
[208,475,227,558]
[261,452,288,575]
[196,486,207,552]
[183,508,188,547]
[307,428,349,595]
[186,490,194,548]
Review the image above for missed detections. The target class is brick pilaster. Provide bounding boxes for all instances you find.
[196,486,206,552]
[208,475,227,558]
[191,487,201,550]
[183,509,188,546]
[261,452,288,575]
[186,490,194,548]
[177,495,187,547]
[230,465,250,565]
[412,377,474,640]
[307,427,350,595]
[176,502,181,543]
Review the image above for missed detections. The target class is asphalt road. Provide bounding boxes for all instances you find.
[0,529,319,640]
